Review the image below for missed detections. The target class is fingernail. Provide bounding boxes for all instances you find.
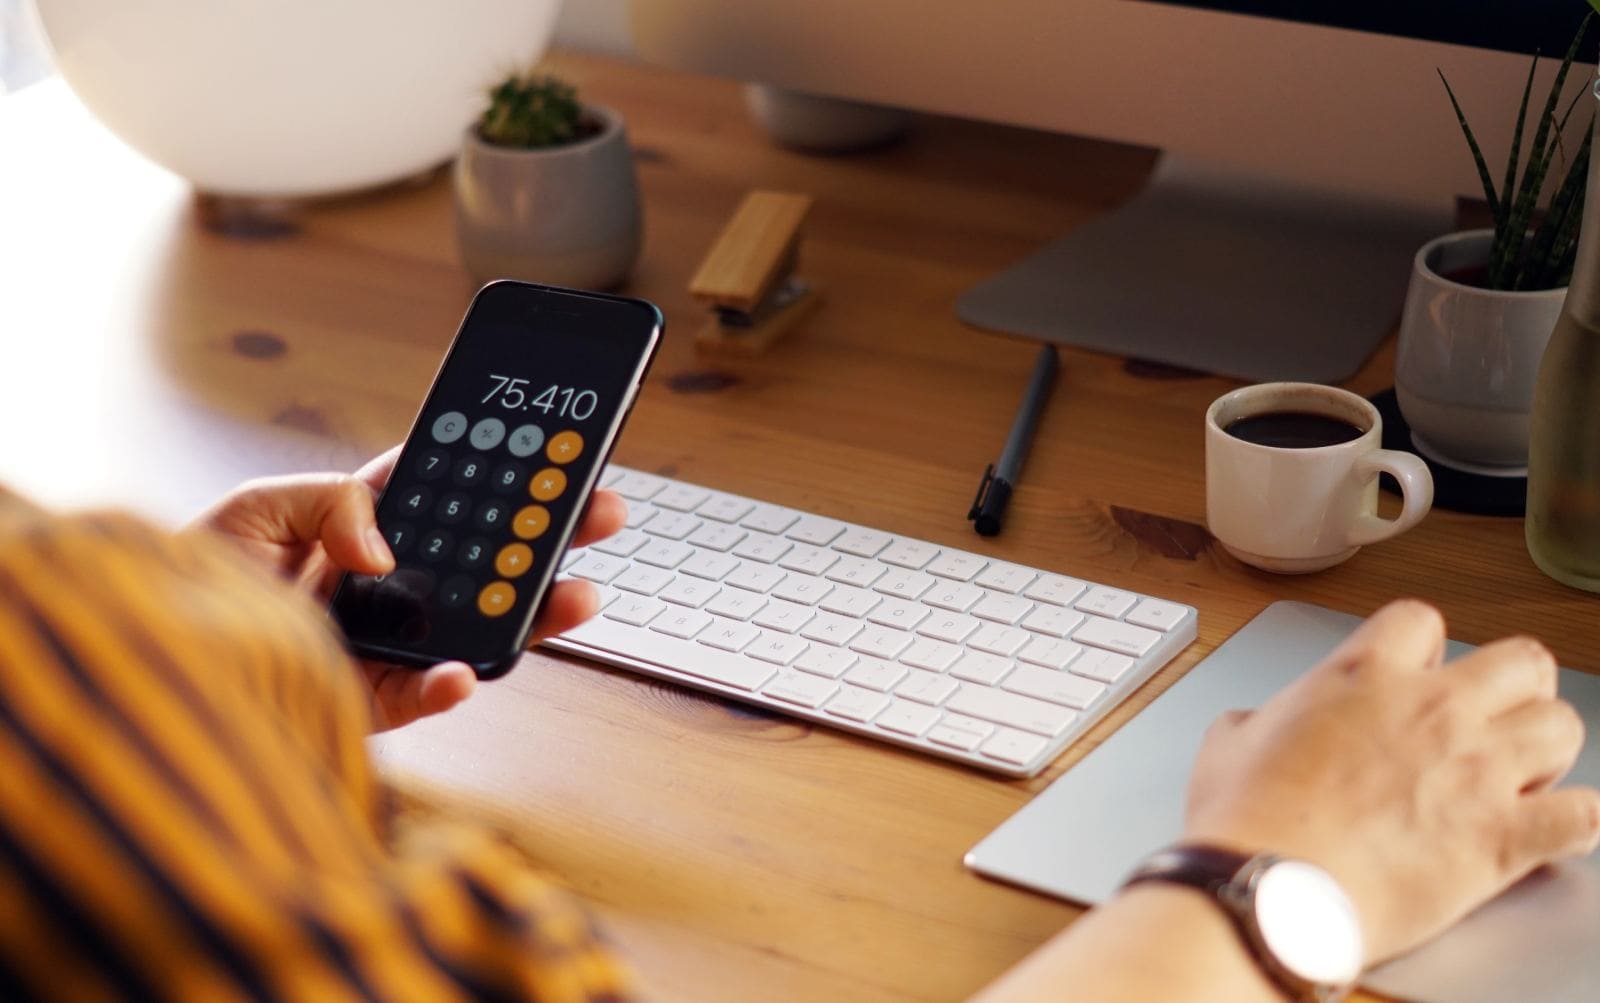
[365,527,393,566]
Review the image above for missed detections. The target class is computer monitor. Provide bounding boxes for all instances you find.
[625,1,1597,381]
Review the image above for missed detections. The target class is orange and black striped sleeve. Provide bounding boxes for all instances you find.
[0,488,634,1002]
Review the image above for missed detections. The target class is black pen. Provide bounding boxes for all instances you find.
[968,345,1059,537]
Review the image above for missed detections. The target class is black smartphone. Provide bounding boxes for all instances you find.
[330,281,663,678]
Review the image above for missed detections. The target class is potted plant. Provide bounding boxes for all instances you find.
[454,73,642,290]
[1394,12,1594,474]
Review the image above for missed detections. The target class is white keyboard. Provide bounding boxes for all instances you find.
[545,466,1197,777]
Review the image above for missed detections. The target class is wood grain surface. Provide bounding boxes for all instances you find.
[2,50,1595,1003]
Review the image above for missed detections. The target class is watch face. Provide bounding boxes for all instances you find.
[1253,859,1364,986]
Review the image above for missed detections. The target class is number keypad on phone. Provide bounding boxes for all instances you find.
[366,413,588,637]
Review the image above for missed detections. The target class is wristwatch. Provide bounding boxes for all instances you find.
[1122,843,1364,1002]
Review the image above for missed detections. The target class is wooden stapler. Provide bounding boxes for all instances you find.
[689,190,821,355]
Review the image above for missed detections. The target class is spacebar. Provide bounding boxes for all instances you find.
[558,618,777,692]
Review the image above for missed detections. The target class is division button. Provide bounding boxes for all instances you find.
[477,581,516,618]
[529,467,567,502]
[506,424,546,458]
[415,447,451,480]
[495,542,534,579]
[431,411,468,444]
[469,417,507,451]
[546,430,585,464]
[438,575,476,609]
[513,505,551,540]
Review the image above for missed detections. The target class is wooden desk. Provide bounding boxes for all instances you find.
[3,50,1596,1003]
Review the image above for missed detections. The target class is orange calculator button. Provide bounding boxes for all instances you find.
[529,467,567,502]
[513,505,550,539]
[477,581,516,617]
[547,430,585,464]
[495,542,534,579]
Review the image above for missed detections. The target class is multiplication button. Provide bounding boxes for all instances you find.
[432,412,468,444]
[530,467,567,502]
[507,424,545,458]
[470,418,506,451]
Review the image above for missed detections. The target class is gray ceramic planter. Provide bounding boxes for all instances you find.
[454,105,642,290]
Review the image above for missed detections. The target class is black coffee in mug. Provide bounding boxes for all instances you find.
[1225,411,1364,449]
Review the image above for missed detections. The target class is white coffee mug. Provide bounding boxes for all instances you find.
[1206,383,1434,573]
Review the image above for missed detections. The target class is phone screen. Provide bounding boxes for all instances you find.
[330,282,661,676]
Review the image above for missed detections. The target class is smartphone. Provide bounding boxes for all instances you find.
[330,280,663,678]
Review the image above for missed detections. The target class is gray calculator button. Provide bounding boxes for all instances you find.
[439,575,476,609]
[507,424,545,458]
[470,418,506,450]
[432,411,468,444]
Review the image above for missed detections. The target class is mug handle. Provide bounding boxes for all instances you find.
[1344,449,1434,547]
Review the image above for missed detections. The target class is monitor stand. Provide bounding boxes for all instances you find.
[957,153,1455,384]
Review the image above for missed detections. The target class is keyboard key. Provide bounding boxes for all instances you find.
[1024,574,1088,607]
[794,647,857,679]
[899,637,962,673]
[1020,605,1085,638]
[1002,665,1106,709]
[928,720,992,752]
[843,657,908,693]
[1127,598,1190,632]
[748,633,810,666]
[658,577,720,609]
[925,583,983,613]
[651,609,713,640]
[927,552,987,582]
[592,585,620,611]
[603,595,666,627]
[688,522,747,552]
[875,700,941,737]
[771,575,835,605]
[680,551,740,581]
[787,515,846,546]
[569,553,629,584]
[972,593,1033,625]
[653,483,711,511]
[698,619,760,653]
[950,652,1013,686]
[1075,586,1138,619]
[825,557,887,589]
[968,623,1031,657]
[894,671,959,706]
[725,562,787,593]
[832,528,892,558]
[762,670,837,708]
[874,570,936,601]
[866,598,931,631]
[591,529,649,558]
[623,502,659,529]
[799,611,866,647]
[777,544,839,577]
[611,472,667,500]
[635,538,695,569]
[740,504,801,535]
[817,584,882,619]
[599,466,624,487]
[1017,637,1085,671]
[752,599,815,633]
[732,532,793,564]
[980,728,1050,768]
[697,494,756,523]
[642,511,701,541]
[918,612,981,644]
[878,539,938,570]
[825,685,892,723]
[946,684,1077,738]
[561,617,775,691]
[1071,648,1137,684]
[1074,616,1162,657]
[612,565,675,596]
[849,627,914,660]
[704,589,768,621]
[974,563,1038,594]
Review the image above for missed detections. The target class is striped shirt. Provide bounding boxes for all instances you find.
[0,489,633,1002]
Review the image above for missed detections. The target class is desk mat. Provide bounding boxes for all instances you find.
[966,601,1600,1003]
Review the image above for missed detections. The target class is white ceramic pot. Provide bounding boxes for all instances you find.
[32,0,561,197]
[454,106,642,291]
[1394,229,1566,472]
